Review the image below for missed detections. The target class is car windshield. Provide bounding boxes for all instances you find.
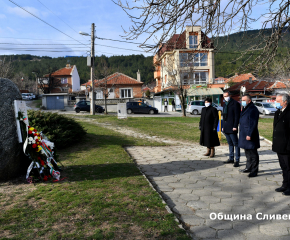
[262,103,275,108]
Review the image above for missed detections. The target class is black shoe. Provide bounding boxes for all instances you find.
[224,159,234,164]
[282,189,290,196]
[239,168,250,173]
[233,162,239,167]
[275,187,287,192]
[248,172,258,178]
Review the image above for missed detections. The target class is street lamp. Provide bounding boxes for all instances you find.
[32,71,38,96]
[79,23,95,115]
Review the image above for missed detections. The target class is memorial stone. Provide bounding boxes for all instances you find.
[0,78,28,180]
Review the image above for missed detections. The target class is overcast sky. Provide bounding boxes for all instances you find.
[0,0,274,58]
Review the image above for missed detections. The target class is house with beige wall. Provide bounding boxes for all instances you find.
[153,26,215,93]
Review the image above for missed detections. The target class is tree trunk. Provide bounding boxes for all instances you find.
[104,96,108,115]
[179,93,187,117]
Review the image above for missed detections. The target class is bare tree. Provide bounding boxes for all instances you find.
[94,60,120,115]
[0,57,13,79]
[37,68,62,94]
[114,0,290,74]
[11,72,35,92]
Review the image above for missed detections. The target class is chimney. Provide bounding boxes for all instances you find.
[249,77,252,84]
[66,64,71,68]
[235,73,238,76]
[137,69,141,82]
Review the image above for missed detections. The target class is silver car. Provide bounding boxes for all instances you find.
[186,100,223,115]
[254,102,277,115]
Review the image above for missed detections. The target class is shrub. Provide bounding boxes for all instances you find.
[27,110,86,149]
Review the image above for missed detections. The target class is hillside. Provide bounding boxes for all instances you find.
[6,54,154,85]
[213,29,290,77]
[2,29,290,84]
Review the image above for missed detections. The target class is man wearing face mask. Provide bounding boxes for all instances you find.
[222,90,241,167]
[199,97,220,158]
[272,94,290,195]
[238,94,260,177]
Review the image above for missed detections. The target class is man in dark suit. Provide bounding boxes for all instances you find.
[272,94,290,195]
[222,90,241,167]
[238,94,260,177]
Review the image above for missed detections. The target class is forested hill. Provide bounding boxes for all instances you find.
[3,29,290,83]
[213,28,290,77]
[5,54,155,85]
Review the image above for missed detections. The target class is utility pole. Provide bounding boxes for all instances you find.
[90,23,95,115]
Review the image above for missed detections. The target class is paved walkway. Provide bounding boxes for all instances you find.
[126,139,290,240]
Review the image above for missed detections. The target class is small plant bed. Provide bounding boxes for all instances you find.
[0,122,190,240]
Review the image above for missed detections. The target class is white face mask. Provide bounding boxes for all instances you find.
[205,103,211,107]
[224,96,230,102]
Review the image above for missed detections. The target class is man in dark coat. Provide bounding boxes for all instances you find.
[272,94,290,196]
[238,94,260,177]
[222,90,241,167]
[199,97,220,157]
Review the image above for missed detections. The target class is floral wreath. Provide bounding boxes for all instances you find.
[18,112,65,183]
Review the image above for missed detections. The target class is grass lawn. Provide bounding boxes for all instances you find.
[76,115,228,144]
[259,118,274,141]
[0,122,190,240]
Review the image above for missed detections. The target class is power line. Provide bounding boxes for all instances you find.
[96,36,155,47]
[0,36,89,42]
[8,0,89,47]
[0,43,87,45]
[35,0,88,42]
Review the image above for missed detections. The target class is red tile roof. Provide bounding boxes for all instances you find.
[228,73,256,83]
[156,30,213,57]
[44,65,74,77]
[82,72,143,87]
[226,79,287,92]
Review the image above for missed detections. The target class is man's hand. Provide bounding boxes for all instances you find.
[222,128,223,131]
[233,128,237,131]
[246,136,251,140]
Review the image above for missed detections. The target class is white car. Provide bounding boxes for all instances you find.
[186,100,223,115]
[254,102,277,115]
[22,93,35,100]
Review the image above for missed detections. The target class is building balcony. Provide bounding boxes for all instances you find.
[153,55,160,65]
[154,71,161,79]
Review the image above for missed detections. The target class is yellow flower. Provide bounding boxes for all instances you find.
[29,127,34,131]
[36,146,42,152]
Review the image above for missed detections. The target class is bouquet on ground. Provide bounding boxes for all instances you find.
[19,114,63,183]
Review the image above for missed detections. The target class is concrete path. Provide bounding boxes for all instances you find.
[126,139,290,240]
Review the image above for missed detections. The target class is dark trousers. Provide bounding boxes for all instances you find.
[244,149,259,174]
[164,106,168,112]
[224,133,240,162]
[172,105,175,111]
[277,154,290,189]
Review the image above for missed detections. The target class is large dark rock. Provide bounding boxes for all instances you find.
[0,78,27,180]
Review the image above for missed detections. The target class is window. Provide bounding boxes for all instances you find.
[181,72,208,85]
[96,90,103,99]
[109,88,114,92]
[179,53,208,67]
[189,35,198,48]
[193,72,208,84]
[120,88,132,98]
[61,78,68,84]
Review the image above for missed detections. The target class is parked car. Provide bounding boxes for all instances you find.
[74,101,104,113]
[22,93,36,100]
[254,102,277,115]
[186,100,223,115]
[126,102,158,114]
